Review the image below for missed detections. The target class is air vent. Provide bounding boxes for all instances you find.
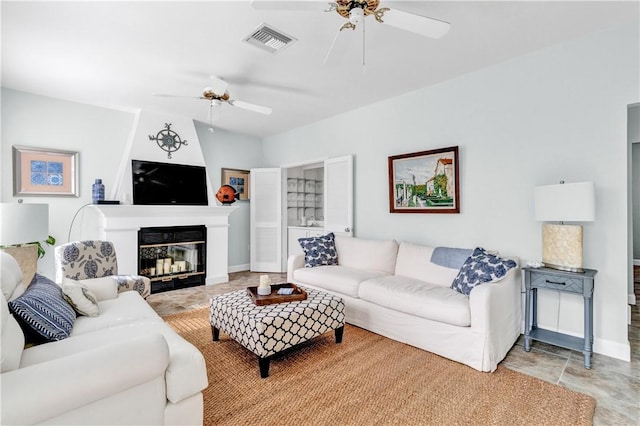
[243,23,297,54]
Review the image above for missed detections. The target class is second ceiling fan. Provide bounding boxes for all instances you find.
[153,76,272,131]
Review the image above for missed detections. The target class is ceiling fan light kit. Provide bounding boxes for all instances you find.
[349,7,364,25]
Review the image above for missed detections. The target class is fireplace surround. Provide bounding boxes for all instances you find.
[78,205,238,286]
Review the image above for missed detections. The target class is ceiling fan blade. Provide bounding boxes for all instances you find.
[251,0,328,11]
[228,100,273,115]
[379,8,451,39]
[152,93,201,99]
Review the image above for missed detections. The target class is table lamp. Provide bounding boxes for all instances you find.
[0,202,49,246]
[0,202,49,283]
[533,181,595,273]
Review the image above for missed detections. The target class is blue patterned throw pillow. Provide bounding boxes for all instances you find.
[298,232,339,268]
[450,248,517,296]
[8,274,76,344]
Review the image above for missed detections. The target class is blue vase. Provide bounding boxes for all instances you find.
[92,179,105,204]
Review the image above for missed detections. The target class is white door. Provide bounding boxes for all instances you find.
[250,168,283,272]
[324,155,353,237]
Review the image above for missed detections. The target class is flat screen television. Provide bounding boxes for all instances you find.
[132,160,208,206]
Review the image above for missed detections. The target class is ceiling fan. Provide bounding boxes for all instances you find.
[252,0,451,65]
[327,0,450,37]
[153,77,272,131]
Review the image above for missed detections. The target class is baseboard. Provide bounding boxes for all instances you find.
[593,338,631,362]
[553,326,631,362]
[228,264,250,273]
[205,274,229,285]
[630,293,637,305]
[634,259,640,266]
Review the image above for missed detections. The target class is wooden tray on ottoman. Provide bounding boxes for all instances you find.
[246,283,307,306]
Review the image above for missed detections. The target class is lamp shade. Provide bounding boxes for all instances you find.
[0,203,49,246]
[534,181,595,222]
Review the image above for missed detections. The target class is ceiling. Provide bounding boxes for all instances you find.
[2,1,638,138]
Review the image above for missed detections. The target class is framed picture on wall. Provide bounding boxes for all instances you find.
[388,146,459,214]
[12,145,80,197]
[221,168,250,201]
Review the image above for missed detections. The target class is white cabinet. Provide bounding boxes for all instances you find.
[288,227,325,257]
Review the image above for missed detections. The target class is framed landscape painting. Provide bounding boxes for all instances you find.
[13,145,79,196]
[388,146,459,214]
[221,168,250,200]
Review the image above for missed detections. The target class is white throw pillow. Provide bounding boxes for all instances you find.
[62,278,100,317]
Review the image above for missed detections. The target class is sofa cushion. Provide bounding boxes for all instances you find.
[71,291,160,336]
[395,242,461,287]
[1,294,25,373]
[8,274,76,344]
[293,265,389,298]
[334,236,398,274]
[451,247,517,296]
[358,275,471,327]
[298,233,338,267]
[62,278,100,317]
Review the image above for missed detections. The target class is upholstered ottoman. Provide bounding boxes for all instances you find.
[209,286,345,378]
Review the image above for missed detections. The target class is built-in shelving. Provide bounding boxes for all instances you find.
[286,165,324,225]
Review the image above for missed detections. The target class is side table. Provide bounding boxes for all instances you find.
[523,266,597,369]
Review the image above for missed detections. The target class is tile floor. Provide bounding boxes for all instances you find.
[147,269,640,425]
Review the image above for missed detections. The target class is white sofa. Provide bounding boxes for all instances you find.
[287,236,521,372]
[0,251,208,425]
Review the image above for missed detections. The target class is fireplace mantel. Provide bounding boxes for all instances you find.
[79,205,239,285]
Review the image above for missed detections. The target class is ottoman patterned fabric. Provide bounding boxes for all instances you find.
[209,287,345,359]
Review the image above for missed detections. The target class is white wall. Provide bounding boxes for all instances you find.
[113,110,211,204]
[1,89,261,276]
[1,88,136,276]
[263,23,640,360]
[194,123,263,271]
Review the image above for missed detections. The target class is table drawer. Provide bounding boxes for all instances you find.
[530,272,584,293]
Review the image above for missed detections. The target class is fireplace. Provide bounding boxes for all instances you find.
[78,205,238,286]
[138,225,206,294]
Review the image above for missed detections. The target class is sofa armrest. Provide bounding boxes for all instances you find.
[1,333,170,425]
[287,254,305,283]
[469,259,522,333]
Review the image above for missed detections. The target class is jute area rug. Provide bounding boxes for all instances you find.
[164,308,595,426]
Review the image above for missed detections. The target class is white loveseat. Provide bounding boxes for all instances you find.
[287,236,521,372]
[0,251,208,425]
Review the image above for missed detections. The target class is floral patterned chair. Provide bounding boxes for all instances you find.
[55,241,151,299]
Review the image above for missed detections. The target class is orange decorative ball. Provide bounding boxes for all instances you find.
[216,185,238,205]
